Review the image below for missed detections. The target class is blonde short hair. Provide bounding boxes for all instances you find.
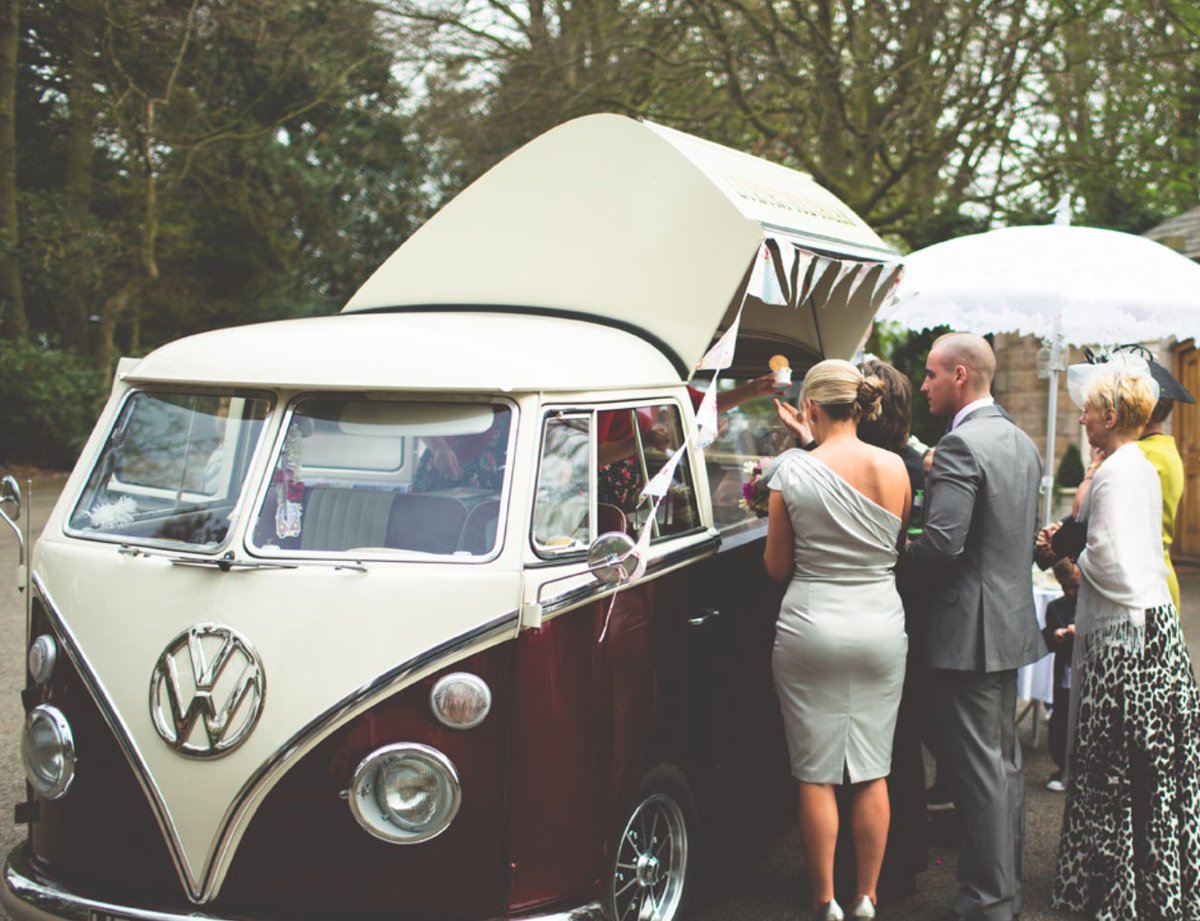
[1083,369,1156,436]
[801,358,884,423]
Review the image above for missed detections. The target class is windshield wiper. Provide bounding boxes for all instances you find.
[120,544,363,572]
[168,552,298,572]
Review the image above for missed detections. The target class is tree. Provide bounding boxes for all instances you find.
[11,0,433,368]
[1023,0,1200,233]
[0,0,24,338]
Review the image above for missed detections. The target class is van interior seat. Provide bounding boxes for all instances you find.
[299,487,500,555]
[386,493,470,554]
[458,498,501,555]
[301,487,395,552]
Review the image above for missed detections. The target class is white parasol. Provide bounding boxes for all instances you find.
[878,204,1200,523]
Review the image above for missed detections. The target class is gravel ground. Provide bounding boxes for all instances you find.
[1,475,1198,920]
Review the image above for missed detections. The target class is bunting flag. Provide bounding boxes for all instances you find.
[627,514,654,581]
[843,262,878,302]
[822,260,858,305]
[791,249,816,308]
[693,379,721,449]
[870,263,904,312]
[763,239,793,306]
[638,447,687,503]
[748,240,793,306]
[695,306,742,371]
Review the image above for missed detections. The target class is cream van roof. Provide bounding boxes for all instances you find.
[122,312,679,391]
[344,114,900,377]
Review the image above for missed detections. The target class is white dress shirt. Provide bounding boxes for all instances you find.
[950,396,995,432]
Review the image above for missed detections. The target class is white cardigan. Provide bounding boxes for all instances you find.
[1075,442,1172,651]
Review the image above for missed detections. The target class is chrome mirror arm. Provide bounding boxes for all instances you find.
[0,474,26,573]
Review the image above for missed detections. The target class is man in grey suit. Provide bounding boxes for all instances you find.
[905,333,1043,921]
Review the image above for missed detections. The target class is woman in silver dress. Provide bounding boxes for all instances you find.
[765,359,911,921]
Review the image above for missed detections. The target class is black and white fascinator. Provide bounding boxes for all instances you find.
[1067,348,1160,410]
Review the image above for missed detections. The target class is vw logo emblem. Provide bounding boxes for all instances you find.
[149,624,265,758]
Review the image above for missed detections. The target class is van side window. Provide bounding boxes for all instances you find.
[532,414,592,554]
[703,380,792,534]
[597,403,699,540]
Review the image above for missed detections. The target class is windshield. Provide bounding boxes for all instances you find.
[249,398,513,559]
[69,391,272,550]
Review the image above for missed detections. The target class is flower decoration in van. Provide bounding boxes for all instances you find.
[740,459,773,518]
[86,495,138,530]
[274,425,305,539]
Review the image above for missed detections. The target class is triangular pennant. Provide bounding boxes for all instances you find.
[870,264,904,311]
[638,447,686,503]
[790,249,816,309]
[693,380,720,449]
[626,515,654,582]
[762,238,792,306]
[844,262,877,302]
[695,306,743,371]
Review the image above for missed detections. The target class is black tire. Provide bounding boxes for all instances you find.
[604,765,698,921]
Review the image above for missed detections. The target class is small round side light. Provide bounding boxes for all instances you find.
[430,672,492,730]
[28,635,57,685]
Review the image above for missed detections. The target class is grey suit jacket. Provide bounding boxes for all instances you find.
[905,404,1045,672]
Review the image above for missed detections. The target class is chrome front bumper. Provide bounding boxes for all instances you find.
[3,844,606,921]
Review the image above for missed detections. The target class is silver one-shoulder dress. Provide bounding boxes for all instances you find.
[769,450,907,784]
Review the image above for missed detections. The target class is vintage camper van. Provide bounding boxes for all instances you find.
[1,115,900,921]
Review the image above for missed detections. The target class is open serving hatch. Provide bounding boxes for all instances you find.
[344,114,902,377]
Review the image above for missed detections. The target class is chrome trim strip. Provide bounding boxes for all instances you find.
[31,573,519,904]
[31,575,201,901]
[2,844,604,921]
[200,608,519,898]
[538,533,720,621]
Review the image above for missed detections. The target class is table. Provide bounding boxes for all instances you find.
[1016,585,1062,744]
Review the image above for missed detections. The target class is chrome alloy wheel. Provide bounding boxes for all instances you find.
[610,791,689,921]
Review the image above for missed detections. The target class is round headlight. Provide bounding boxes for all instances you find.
[348,743,461,844]
[28,634,57,685]
[22,705,76,800]
[430,672,491,730]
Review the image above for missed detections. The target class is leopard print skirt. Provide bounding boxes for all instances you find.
[1052,604,1200,920]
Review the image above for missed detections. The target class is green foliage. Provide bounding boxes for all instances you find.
[0,339,107,469]
[1056,442,1086,489]
[10,0,434,364]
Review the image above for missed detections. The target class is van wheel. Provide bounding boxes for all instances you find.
[605,766,697,921]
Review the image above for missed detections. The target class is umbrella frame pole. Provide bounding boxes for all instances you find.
[1041,334,1067,526]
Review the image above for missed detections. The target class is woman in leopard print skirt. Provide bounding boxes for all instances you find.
[1052,362,1200,920]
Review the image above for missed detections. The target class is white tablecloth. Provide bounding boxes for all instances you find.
[1017,586,1061,704]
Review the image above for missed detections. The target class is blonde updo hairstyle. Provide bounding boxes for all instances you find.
[1082,369,1156,437]
[801,358,884,423]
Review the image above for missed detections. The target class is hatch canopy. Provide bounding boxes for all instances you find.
[344,114,901,377]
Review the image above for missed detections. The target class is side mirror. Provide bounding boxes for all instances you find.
[0,475,20,523]
[587,531,641,586]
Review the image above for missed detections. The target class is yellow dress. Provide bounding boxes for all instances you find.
[1136,433,1184,611]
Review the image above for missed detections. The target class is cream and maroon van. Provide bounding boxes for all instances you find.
[1,115,899,921]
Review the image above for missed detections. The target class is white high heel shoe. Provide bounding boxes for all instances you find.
[812,900,844,921]
[848,895,876,919]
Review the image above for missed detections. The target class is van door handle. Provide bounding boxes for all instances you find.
[688,608,720,627]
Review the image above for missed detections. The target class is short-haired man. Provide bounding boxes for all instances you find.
[905,332,1044,921]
